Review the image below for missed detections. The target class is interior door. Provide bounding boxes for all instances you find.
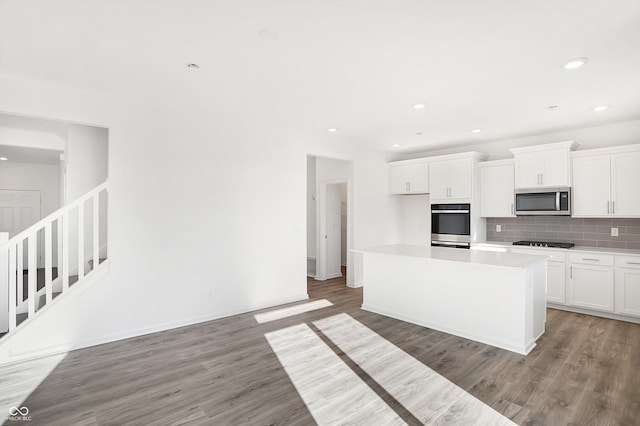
[324,184,342,279]
[0,190,42,266]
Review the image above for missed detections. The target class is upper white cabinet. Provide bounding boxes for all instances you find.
[479,160,515,218]
[572,145,640,218]
[388,160,428,194]
[510,141,577,189]
[429,159,473,200]
[429,156,482,202]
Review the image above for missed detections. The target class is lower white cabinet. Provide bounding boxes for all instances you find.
[615,256,640,318]
[547,262,566,304]
[567,254,614,312]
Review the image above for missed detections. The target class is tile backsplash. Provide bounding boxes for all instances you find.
[486,217,640,250]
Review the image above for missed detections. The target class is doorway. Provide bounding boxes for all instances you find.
[306,155,353,285]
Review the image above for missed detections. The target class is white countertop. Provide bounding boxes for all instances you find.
[475,241,640,257]
[353,244,547,268]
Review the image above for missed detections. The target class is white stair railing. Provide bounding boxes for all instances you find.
[0,182,108,334]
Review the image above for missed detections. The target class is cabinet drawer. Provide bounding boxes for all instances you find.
[511,248,566,262]
[616,256,640,269]
[568,252,614,266]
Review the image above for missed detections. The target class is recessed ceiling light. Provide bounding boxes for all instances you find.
[593,105,609,112]
[0,157,7,161]
[564,57,588,69]
[415,132,423,136]
[327,127,338,132]
[259,29,279,40]
[413,103,426,109]
[391,144,401,148]
[187,63,200,69]
[546,105,559,110]
[471,129,482,133]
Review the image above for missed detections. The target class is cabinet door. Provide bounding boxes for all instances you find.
[480,164,514,217]
[428,160,450,199]
[407,163,429,194]
[611,152,640,216]
[448,158,472,199]
[547,261,566,304]
[567,264,614,312]
[514,152,541,188]
[615,268,640,317]
[541,150,571,187]
[389,165,408,194]
[572,155,611,216]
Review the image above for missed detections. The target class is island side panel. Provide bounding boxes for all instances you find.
[361,252,531,354]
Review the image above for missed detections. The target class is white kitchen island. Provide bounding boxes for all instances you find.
[354,245,548,355]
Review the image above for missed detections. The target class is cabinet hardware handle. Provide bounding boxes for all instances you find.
[511,203,514,215]
[582,258,600,261]
[570,266,572,279]
[627,262,640,265]
[408,182,411,192]
[406,182,409,192]
[541,173,543,185]
[612,200,615,214]
[607,201,610,214]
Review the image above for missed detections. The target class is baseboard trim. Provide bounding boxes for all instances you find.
[547,304,640,324]
[0,292,309,366]
[361,304,532,355]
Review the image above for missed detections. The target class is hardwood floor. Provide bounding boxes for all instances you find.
[2,273,639,425]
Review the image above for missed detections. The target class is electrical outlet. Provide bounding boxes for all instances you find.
[611,227,619,237]
[496,225,502,232]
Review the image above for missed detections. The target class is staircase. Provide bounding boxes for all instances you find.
[0,182,109,339]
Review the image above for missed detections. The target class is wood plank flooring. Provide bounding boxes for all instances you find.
[1,273,639,425]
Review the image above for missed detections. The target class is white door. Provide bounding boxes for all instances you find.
[547,261,566,304]
[324,184,342,279]
[389,165,408,194]
[567,264,614,312]
[514,152,541,188]
[449,158,472,199]
[480,163,515,217]
[611,152,640,216]
[615,267,640,318]
[0,190,42,265]
[541,150,571,187]
[572,155,611,216]
[428,160,450,200]
[406,163,429,194]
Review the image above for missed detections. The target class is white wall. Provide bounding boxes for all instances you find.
[64,123,108,202]
[0,74,401,364]
[0,161,61,217]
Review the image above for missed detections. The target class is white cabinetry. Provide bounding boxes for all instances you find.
[511,248,566,304]
[428,158,473,202]
[388,161,428,194]
[615,256,640,318]
[510,141,577,189]
[479,160,515,218]
[572,146,640,218]
[567,253,614,312]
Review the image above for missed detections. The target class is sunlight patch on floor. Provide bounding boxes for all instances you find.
[254,299,333,324]
[0,352,67,423]
[313,313,517,425]
[265,323,406,425]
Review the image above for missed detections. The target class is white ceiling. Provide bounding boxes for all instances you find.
[1,0,639,153]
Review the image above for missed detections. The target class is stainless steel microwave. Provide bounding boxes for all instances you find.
[515,188,571,216]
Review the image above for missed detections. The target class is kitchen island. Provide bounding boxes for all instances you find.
[354,245,548,355]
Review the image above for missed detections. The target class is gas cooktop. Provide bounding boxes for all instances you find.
[512,240,575,249]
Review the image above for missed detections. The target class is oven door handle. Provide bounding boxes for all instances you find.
[432,210,470,213]
[432,241,470,247]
